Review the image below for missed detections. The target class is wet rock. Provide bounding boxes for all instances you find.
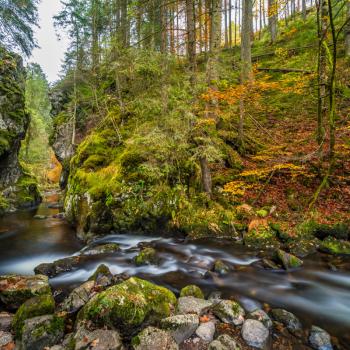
[52,213,65,219]
[247,309,272,329]
[134,247,158,266]
[259,258,280,270]
[211,300,245,326]
[161,314,199,344]
[59,280,95,314]
[271,308,302,335]
[132,326,178,350]
[195,320,216,342]
[88,264,114,287]
[288,238,319,258]
[0,331,14,348]
[212,260,230,275]
[34,215,48,220]
[241,319,269,349]
[176,297,213,316]
[34,256,81,278]
[0,312,13,332]
[314,223,349,241]
[75,327,124,350]
[319,237,350,255]
[0,275,51,309]
[12,294,55,337]
[82,243,120,256]
[309,326,333,350]
[48,203,63,209]
[208,291,222,301]
[274,249,303,270]
[180,285,204,299]
[209,334,241,350]
[20,315,64,350]
[79,277,176,331]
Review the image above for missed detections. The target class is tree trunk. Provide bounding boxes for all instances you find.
[91,0,99,70]
[186,0,196,85]
[345,0,350,56]
[200,156,212,195]
[239,0,253,152]
[316,0,328,150]
[268,0,277,43]
[302,0,307,20]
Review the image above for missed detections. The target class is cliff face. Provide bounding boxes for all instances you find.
[0,47,41,212]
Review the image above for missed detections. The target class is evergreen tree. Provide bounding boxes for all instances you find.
[0,0,39,56]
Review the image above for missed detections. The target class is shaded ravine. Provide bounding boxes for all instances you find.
[0,193,349,345]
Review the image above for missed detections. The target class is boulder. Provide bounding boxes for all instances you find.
[0,331,14,349]
[275,249,303,270]
[0,312,13,332]
[134,247,158,266]
[88,264,114,287]
[319,237,350,255]
[271,308,302,335]
[176,297,212,316]
[74,327,124,350]
[132,327,178,350]
[212,260,230,275]
[160,314,199,344]
[247,309,272,330]
[20,315,64,350]
[180,285,204,299]
[12,294,55,337]
[78,277,176,331]
[208,334,241,350]
[211,300,245,326]
[82,243,120,256]
[34,256,81,278]
[59,280,95,314]
[195,320,216,342]
[0,275,51,309]
[309,326,333,350]
[241,319,269,349]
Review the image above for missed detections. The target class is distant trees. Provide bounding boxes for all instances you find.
[0,0,39,56]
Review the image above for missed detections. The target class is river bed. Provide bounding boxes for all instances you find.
[0,192,349,347]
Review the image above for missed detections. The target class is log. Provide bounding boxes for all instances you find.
[257,67,313,74]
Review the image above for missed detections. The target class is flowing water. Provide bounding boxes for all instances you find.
[0,192,350,346]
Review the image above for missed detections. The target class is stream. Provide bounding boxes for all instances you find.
[0,192,349,346]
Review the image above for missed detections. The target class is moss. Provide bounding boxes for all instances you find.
[78,277,177,330]
[320,237,350,255]
[256,209,269,218]
[88,264,112,282]
[14,173,41,208]
[213,260,230,275]
[31,315,65,340]
[12,294,55,338]
[0,193,10,215]
[180,285,204,299]
[134,247,158,266]
[244,225,279,249]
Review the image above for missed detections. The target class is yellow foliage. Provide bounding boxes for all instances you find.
[46,153,62,184]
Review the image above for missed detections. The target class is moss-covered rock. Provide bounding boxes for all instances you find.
[212,260,231,275]
[211,300,245,326]
[244,224,279,249]
[0,275,51,309]
[134,247,158,266]
[12,294,55,337]
[132,326,178,350]
[78,277,176,332]
[82,243,120,256]
[274,249,303,270]
[20,314,65,350]
[180,285,204,299]
[319,237,350,255]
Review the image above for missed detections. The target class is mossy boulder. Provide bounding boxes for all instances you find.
[211,300,245,326]
[78,277,176,331]
[274,249,303,270]
[314,223,350,241]
[244,224,279,249]
[319,237,350,255]
[0,275,51,310]
[88,264,113,287]
[180,285,204,299]
[134,247,158,266]
[82,243,120,256]
[212,260,230,275]
[132,326,178,350]
[12,294,55,338]
[20,314,65,350]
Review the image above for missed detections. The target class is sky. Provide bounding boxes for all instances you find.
[30,0,69,83]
